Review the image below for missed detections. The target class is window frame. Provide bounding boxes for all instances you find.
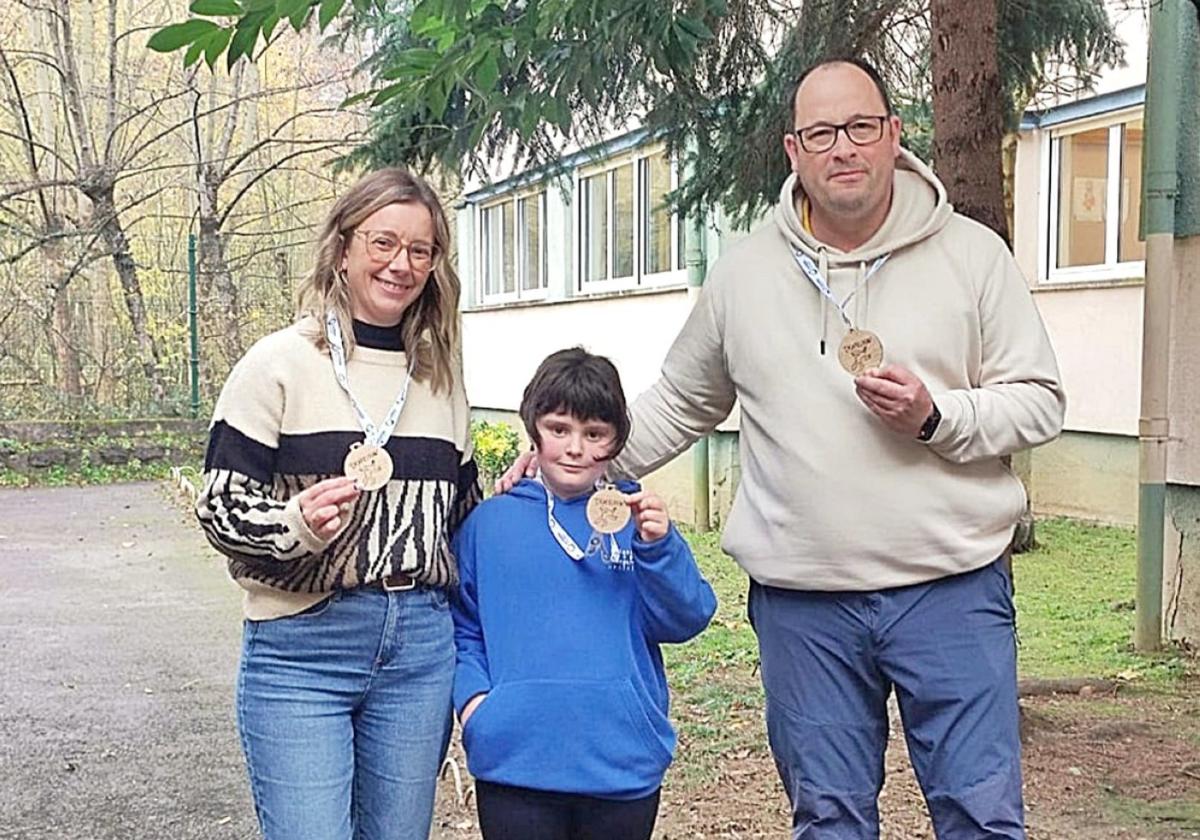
[576,145,688,294]
[476,188,549,305]
[1042,107,1145,284]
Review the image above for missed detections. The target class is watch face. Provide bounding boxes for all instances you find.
[918,406,941,441]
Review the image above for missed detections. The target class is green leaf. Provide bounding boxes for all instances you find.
[204,27,233,66]
[274,0,308,18]
[517,98,541,139]
[371,82,408,106]
[351,0,371,12]
[184,40,206,67]
[189,0,243,15]
[288,4,310,30]
[262,10,281,39]
[226,11,264,67]
[381,48,441,78]
[340,88,374,107]
[317,0,345,30]
[428,76,452,118]
[676,15,715,42]
[473,51,499,92]
[547,94,571,133]
[147,19,220,52]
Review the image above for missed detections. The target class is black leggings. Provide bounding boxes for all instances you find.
[474,780,660,840]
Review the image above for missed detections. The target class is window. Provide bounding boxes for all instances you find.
[479,190,547,302]
[1046,114,1144,280]
[579,148,687,292]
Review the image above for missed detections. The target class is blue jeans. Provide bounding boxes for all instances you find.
[749,558,1023,840]
[237,586,455,840]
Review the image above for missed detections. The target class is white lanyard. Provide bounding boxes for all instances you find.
[536,472,616,563]
[324,312,414,447]
[791,250,890,328]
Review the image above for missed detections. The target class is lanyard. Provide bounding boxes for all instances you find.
[791,250,889,328]
[536,472,616,563]
[324,312,414,447]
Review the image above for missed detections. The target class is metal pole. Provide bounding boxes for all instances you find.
[188,233,201,421]
[1135,0,1181,652]
[686,211,710,533]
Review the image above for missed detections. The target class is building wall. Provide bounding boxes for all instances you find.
[1010,0,1151,524]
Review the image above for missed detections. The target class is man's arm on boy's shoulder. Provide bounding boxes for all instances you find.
[450,524,491,717]
[612,283,735,480]
[633,524,717,644]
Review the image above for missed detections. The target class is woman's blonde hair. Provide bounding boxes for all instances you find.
[297,168,461,394]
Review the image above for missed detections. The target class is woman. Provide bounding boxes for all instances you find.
[196,168,480,840]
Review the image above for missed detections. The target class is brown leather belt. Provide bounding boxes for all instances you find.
[365,572,418,592]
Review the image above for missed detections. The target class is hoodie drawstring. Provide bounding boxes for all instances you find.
[818,249,830,355]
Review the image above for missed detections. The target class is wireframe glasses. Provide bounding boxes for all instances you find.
[353,230,438,269]
[793,115,889,153]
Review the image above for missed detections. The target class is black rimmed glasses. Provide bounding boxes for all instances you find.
[353,230,438,270]
[792,115,889,154]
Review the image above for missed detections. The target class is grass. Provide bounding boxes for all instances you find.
[0,461,176,488]
[1013,517,1189,686]
[663,528,767,781]
[662,519,1192,781]
[1105,797,1200,831]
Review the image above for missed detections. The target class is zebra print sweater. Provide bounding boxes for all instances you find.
[196,316,480,620]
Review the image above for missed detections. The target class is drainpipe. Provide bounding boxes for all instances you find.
[1135,0,1181,652]
[686,212,710,532]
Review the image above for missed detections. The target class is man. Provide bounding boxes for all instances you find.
[504,57,1064,838]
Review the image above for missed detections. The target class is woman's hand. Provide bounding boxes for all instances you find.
[625,491,670,542]
[297,476,361,539]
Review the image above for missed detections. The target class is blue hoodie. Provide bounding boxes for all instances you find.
[451,478,717,800]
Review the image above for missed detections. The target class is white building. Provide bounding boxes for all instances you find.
[456,1,1152,526]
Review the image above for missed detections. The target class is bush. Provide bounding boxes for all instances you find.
[471,419,522,490]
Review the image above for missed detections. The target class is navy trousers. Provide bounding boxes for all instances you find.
[748,558,1024,839]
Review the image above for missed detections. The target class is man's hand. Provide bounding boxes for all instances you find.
[494,450,539,494]
[854,365,935,438]
[460,692,487,725]
[297,476,361,539]
[626,491,670,542]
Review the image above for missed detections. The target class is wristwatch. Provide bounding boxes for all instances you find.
[916,403,942,442]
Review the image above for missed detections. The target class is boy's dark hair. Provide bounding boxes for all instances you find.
[791,56,894,123]
[519,347,631,460]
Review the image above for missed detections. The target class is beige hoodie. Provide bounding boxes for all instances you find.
[614,150,1066,591]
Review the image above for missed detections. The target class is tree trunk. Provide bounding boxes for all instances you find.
[50,282,83,400]
[198,212,244,364]
[84,179,165,403]
[931,0,1037,552]
[929,0,1009,243]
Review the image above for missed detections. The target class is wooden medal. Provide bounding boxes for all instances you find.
[344,442,393,491]
[586,486,631,534]
[837,329,884,376]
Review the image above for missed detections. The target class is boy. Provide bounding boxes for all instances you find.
[452,347,717,840]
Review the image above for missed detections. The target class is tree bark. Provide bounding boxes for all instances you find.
[198,202,244,363]
[50,283,83,399]
[931,0,1037,551]
[929,0,1009,243]
[84,180,165,403]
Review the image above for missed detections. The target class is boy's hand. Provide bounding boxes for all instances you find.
[494,450,539,494]
[626,491,670,542]
[460,692,487,725]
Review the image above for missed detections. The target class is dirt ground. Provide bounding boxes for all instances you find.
[2,482,1197,839]
[432,680,1200,839]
